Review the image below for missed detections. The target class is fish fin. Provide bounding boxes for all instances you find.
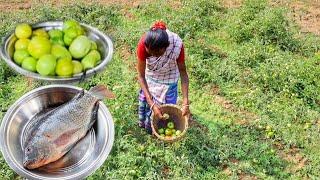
[61,141,77,154]
[88,103,99,128]
[53,128,80,147]
[72,90,85,100]
[89,85,115,100]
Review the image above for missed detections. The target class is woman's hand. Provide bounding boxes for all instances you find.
[181,104,190,118]
[177,57,190,119]
[152,104,164,120]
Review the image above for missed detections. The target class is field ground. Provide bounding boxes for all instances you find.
[0,0,320,179]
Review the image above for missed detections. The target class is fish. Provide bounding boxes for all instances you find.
[38,129,95,172]
[23,85,115,169]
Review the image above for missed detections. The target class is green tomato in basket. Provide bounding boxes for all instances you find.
[171,129,176,134]
[158,128,164,134]
[167,122,174,129]
[165,128,172,136]
[163,113,169,120]
[175,130,182,136]
[160,134,165,137]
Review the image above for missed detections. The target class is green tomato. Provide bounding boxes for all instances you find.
[55,57,73,77]
[270,149,276,154]
[32,28,49,39]
[175,130,182,136]
[86,50,101,62]
[72,60,83,74]
[63,34,74,46]
[81,53,97,70]
[21,57,37,72]
[266,131,274,138]
[63,19,80,31]
[265,125,272,131]
[48,29,63,39]
[50,37,65,46]
[51,44,72,60]
[15,23,32,39]
[165,128,172,136]
[167,122,174,129]
[163,113,169,120]
[75,25,85,36]
[304,123,311,129]
[90,40,97,50]
[15,38,30,50]
[315,52,320,60]
[13,49,30,65]
[36,54,56,76]
[69,35,91,59]
[158,128,164,134]
[64,27,78,39]
[28,36,51,59]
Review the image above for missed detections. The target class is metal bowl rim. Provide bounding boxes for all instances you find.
[0,21,114,83]
[0,84,114,180]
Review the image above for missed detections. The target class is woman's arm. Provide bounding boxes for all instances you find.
[137,60,163,119]
[137,60,153,106]
[177,59,190,117]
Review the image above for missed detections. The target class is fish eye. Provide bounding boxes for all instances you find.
[26,147,31,153]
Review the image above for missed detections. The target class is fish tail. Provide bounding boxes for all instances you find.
[89,85,115,100]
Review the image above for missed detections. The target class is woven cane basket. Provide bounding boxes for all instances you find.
[151,104,188,143]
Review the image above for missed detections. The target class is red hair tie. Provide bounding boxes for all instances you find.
[151,21,167,31]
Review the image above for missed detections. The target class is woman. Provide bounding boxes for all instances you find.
[136,21,190,134]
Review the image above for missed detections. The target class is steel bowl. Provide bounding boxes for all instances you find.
[0,21,113,83]
[0,85,115,180]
